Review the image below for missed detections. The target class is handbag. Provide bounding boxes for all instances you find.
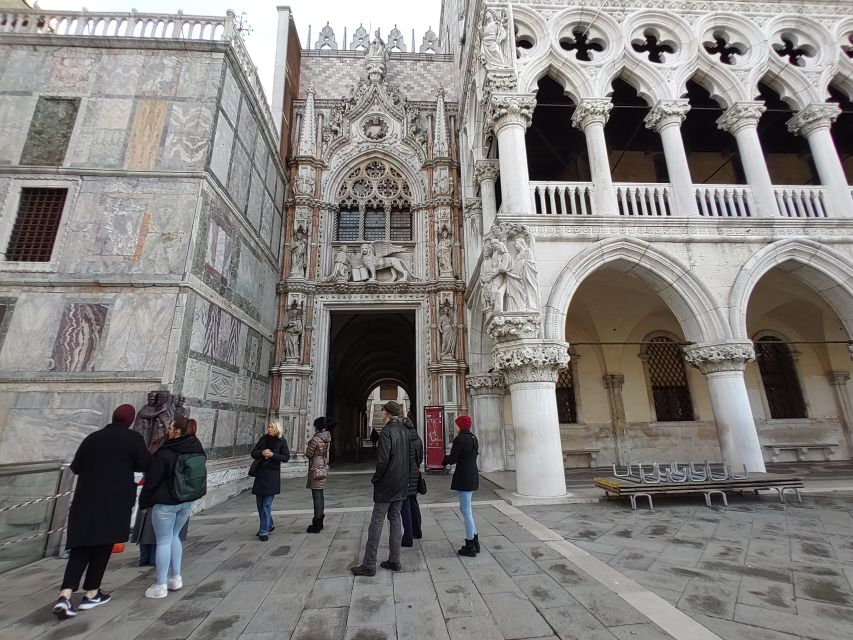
[417,472,427,495]
[248,457,263,478]
[312,442,330,481]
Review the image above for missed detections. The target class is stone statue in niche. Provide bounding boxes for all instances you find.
[437,226,453,275]
[284,301,304,362]
[480,9,509,68]
[479,239,512,314]
[364,29,389,82]
[505,235,540,312]
[134,390,175,455]
[325,245,352,283]
[290,226,308,278]
[174,395,188,420]
[438,302,457,360]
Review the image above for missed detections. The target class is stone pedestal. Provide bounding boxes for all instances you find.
[684,342,766,472]
[466,373,506,472]
[492,336,569,497]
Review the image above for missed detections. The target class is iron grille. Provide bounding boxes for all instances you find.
[336,209,359,241]
[6,188,67,262]
[390,208,412,242]
[556,365,577,423]
[364,208,386,241]
[646,337,694,422]
[755,336,807,419]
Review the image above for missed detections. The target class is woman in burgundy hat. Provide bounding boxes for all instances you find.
[443,415,480,557]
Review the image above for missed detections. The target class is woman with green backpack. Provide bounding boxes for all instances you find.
[139,415,207,599]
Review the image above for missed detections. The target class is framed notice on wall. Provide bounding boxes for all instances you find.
[424,405,446,471]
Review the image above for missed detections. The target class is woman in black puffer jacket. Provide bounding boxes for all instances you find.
[401,417,424,546]
[250,419,290,541]
[443,415,479,557]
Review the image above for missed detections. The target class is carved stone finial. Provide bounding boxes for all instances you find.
[297,83,317,157]
[420,27,439,53]
[315,22,337,50]
[388,24,407,52]
[433,86,450,158]
[351,23,369,50]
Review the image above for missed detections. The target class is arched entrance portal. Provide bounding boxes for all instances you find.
[326,311,416,463]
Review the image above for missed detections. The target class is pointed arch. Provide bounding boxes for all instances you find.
[544,238,730,344]
[729,239,853,341]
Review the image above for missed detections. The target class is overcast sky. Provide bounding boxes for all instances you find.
[42,1,442,100]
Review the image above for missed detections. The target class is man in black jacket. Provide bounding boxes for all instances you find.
[351,401,410,576]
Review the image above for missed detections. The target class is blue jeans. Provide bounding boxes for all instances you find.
[256,495,274,535]
[151,502,193,586]
[457,491,477,539]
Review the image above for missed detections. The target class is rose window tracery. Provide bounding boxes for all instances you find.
[335,159,414,242]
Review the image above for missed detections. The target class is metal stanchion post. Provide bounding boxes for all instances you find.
[44,464,75,558]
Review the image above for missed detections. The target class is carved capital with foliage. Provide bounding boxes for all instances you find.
[683,342,755,374]
[493,340,570,385]
[473,160,500,185]
[716,102,765,133]
[465,373,506,395]
[644,99,690,131]
[486,94,536,133]
[571,98,612,130]
[786,103,841,136]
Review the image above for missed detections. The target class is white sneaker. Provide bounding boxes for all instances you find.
[145,583,168,599]
[167,576,183,591]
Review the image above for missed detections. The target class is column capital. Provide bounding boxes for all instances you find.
[684,341,755,374]
[466,373,507,395]
[493,339,570,385]
[603,374,625,389]
[473,159,500,184]
[644,99,690,131]
[786,103,841,136]
[486,312,541,342]
[571,98,613,130]
[486,93,536,133]
[828,371,851,386]
[716,101,766,134]
[463,197,482,219]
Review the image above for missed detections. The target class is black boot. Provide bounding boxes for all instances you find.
[473,534,480,553]
[306,517,322,534]
[458,539,477,557]
[318,515,325,531]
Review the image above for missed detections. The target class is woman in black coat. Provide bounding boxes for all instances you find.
[52,404,151,620]
[251,419,290,541]
[443,415,479,557]
[401,417,424,547]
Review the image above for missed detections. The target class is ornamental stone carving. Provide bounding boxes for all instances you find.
[473,160,499,185]
[716,102,766,133]
[480,8,509,68]
[284,299,305,362]
[786,103,841,136]
[485,312,541,341]
[465,373,506,395]
[492,340,570,385]
[683,342,756,374]
[479,224,540,316]
[364,29,390,83]
[486,94,536,133]
[571,98,613,130]
[644,100,690,131]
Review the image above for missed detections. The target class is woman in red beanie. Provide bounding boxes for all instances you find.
[442,415,480,557]
[52,404,151,619]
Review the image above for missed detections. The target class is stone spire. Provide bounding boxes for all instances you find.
[433,85,449,158]
[297,83,317,157]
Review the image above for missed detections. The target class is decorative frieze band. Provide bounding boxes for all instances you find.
[644,100,690,131]
[716,102,766,134]
[492,340,570,385]
[571,98,612,130]
[786,103,841,136]
[683,342,755,374]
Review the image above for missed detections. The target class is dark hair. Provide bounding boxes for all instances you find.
[171,416,197,438]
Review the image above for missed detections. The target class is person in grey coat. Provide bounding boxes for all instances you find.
[351,401,410,576]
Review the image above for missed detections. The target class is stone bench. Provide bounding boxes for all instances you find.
[763,443,837,462]
[562,449,600,468]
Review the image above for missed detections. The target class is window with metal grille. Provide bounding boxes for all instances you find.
[336,208,359,241]
[755,336,807,419]
[6,188,68,262]
[646,336,694,422]
[390,208,412,242]
[364,208,386,241]
[556,365,577,423]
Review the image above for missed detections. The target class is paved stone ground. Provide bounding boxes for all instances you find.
[522,492,853,640]
[0,472,851,640]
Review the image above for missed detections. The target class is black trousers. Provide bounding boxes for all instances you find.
[401,495,422,545]
[311,489,325,518]
[61,544,113,592]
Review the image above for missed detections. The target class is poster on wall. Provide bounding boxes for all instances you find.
[424,405,446,471]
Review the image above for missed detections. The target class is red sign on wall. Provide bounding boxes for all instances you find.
[424,405,446,470]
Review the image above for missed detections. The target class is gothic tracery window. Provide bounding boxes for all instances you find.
[644,336,694,422]
[335,159,413,242]
[755,336,807,419]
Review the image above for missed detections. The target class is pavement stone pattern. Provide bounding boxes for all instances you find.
[522,492,853,640]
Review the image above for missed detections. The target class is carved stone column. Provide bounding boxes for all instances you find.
[474,160,500,232]
[645,100,699,216]
[603,374,631,465]
[787,103,853,218]
[491,323,569,497]
[466,373,507,472]
[572,98,618,215]
[828,372,853,457]
[487,94,536,215]
[717,102,778,218]
[684,342,765,472]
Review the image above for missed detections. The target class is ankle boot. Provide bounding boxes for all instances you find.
[306,517,322,534]
[458,539,477,557]
[473,534,480,553]
[318,515,325,531]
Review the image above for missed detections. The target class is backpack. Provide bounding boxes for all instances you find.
[172,453,207,502]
